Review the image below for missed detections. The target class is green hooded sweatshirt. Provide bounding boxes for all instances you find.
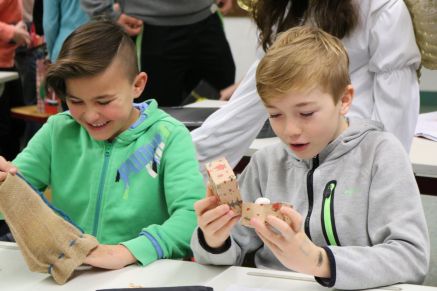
[11,99,205,266]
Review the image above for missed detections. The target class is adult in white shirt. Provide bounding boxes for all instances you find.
[192,0,420,169]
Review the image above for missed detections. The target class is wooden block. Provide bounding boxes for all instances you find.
[206,158,242,215]
[240,202,292,228]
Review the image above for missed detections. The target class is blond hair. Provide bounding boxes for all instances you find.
[256,26,350,103]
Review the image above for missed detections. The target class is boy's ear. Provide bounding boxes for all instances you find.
[339,84,354,115]
[132,72,148,99]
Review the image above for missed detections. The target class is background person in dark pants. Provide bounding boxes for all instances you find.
[81,0,236,107]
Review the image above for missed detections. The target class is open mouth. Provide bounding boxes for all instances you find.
[88,121,110,129]
[289,143,309,152]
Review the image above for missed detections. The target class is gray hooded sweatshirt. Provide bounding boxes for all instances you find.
[80,0,215,26]
[191,118,430,290]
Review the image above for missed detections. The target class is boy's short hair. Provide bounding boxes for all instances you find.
[46,20,139,99]
[256,26,350,103]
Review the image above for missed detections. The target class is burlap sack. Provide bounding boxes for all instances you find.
[404,0,437,69]
[0,174,98,284]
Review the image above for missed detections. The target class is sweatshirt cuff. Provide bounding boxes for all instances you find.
[315,246,336,287]
[121,233,159,266]
[198,228,231,254]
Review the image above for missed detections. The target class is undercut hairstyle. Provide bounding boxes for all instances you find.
[46,20,139,99]
[256,26,351,103]
[249,0,358,51]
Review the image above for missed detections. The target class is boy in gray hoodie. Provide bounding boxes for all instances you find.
[191,26,430,289]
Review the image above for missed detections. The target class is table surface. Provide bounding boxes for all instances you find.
[1,242,435,291]
[0,242,225,291]
[0,71,18,83]
[10,105,52,123]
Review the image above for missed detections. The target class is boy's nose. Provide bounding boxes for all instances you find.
[284,121,302,138]
[83,110,100,123]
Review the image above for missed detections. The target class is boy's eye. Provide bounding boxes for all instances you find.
[269,113,281,119]
[68,99,83,104]
[300,112,314,117]
[97,100,111,105]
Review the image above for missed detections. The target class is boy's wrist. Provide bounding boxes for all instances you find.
[198,228,231,254]
[312,246,331,278]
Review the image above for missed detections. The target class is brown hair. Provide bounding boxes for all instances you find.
[250,0,359,51]
[46,20,139,99]
[256,26,350,102]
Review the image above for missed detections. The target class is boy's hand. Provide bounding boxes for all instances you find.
[118,13,143,36]
[194,185,240,248]
[0,156,18,182]
[83,244,136,269]
[251,206,331,278]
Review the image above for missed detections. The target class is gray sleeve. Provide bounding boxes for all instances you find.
[330,135,430,289]
[191,154,265,265]
[80,0,117,19]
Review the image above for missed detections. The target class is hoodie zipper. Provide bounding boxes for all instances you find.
[304,156,319,239]
[321,180,341,246]
[92,142,113,237]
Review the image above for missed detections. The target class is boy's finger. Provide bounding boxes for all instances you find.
[265,215,295,241]
[213,215,240,238]
[206,210,238,234]
[280,206,302,232]
[194,196,219,216]
[200,204,233,227]
[0,157,18,175]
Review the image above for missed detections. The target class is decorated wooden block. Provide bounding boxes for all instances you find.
[240,201,292,228]
[205,158,242,215]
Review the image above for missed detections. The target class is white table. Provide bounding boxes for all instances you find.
[1,242,435,291]
[410,137,437,178]
[0,242,225,291]
[207,266,437,291]
[0,71,19,96]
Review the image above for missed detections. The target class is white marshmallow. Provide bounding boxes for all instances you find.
[255,197,271,204]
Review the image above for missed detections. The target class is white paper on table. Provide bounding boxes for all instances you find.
[415,111,437,141]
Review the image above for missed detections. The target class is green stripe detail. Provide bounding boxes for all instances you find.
[136,26,144,71]
[323,183,338,246]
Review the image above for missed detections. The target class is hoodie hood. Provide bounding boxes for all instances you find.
[283,118,384,165]
[115,99,175,145]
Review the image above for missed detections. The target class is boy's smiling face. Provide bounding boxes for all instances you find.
[265,85,353,159]
[65,57,147,141]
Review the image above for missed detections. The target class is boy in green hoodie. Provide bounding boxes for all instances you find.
[0,20,205,269]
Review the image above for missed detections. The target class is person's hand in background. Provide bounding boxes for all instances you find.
[217,0,233,15]
[118,13,143,36]
[12,21,30,47]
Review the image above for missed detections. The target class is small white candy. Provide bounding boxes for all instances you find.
[255,197,271,204]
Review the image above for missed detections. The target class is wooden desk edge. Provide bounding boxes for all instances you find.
[10,105,50,123]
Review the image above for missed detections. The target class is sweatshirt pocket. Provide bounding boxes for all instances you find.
[321,180,341,246]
